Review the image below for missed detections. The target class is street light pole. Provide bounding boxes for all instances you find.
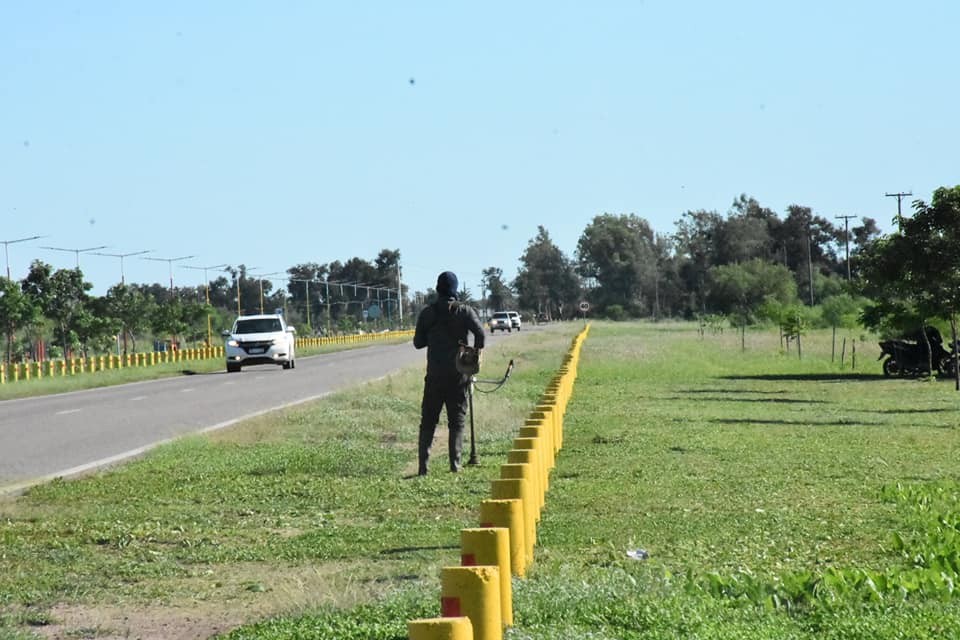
[2,235,44,280]
[183,263,227,345]
[144,255,196,294]
[41,244,108,269]
[92,249,152,286]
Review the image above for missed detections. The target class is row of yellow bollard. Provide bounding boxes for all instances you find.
[0,347,226,383]
[0,330,416,384]
[297,329,415,349]
[409,324,591,640]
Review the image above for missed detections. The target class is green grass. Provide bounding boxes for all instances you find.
[3,321,960,639]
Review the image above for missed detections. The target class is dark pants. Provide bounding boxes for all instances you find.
[418,373,469,473]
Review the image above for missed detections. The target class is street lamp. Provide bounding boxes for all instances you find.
[250,271,283,315]
[92,249,152,286]
[143,255,196,293]
[183,263,228,346]
[41,244,108,269]
[230,266,258,315]
[2,235,44,280]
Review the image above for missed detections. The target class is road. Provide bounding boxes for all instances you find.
[0,328,527,494]
[0,341,431,494]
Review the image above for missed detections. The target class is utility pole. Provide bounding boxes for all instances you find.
[834,215,857,281]
[885,191,913,231]
[807,222,815,306]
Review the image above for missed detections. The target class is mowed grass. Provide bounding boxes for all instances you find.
[3,322,960,639]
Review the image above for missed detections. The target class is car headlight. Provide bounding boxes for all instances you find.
[226,338,239,347]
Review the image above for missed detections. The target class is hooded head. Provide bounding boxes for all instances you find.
[436,271,459,298]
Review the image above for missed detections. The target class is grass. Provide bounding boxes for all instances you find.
[2,321,960,638]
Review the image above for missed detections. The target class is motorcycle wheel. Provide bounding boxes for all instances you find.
[882,357,900,377]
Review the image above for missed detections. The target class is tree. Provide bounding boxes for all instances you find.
[22,262,92,357]
[707,259,798,349]
[859,186,960,387]
[103,284,157,355]
[576,213,660,316]
[674,208,723,315]
[820,293,864,361]
[482,267,513,317]
[0,277,38,364]
[514,226,581,319]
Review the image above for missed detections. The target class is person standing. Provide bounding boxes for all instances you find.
[413,271,485,475]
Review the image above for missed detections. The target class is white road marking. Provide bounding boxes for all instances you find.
[55,409,81,415]
[129,396,148,401]
[180,388,194,393]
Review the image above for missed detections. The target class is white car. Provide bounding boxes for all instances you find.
[489,311,512,333]
[507,311,522,331]
[223,313,296,372]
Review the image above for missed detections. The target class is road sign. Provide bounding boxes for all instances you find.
[578,301,591,312]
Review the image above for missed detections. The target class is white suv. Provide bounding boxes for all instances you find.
[507,311,522,331]
[223,313,296,372]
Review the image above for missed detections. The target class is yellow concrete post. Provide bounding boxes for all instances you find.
[521,420,555,469]
[534,404,561,452]
[500,461,542,517]
[479,499,526,577]
[513,436,547,492]
[490,477,535,566]
[0,363,5,384]
[461,527,513,626]
[505,449,543,510]
[440,566,501,640]
[408,617,473,640]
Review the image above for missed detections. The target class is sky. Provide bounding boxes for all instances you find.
[2,1,958,299]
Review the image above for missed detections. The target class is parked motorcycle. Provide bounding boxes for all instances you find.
[878,327,956,377]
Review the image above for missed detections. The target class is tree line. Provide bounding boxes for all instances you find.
[4,188,954,366]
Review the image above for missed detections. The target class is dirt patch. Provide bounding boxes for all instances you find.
[27,559,431,640]
[36,603,243,640]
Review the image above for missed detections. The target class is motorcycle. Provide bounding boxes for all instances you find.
[878,327,956,377]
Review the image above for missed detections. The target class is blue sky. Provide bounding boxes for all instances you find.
[2,2,957,298]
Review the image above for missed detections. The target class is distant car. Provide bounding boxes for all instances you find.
[223,313,296,372]
[489,311,512,333]
[507,311,522,331]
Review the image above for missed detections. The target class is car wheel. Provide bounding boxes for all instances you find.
[227,363,241,373]
[282,361,292,370]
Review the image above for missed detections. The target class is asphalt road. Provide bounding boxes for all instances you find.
[0,328,525,494]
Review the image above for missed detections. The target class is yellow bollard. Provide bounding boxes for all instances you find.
[500,462,542,519]
[408,617,473,640]
[522,418,556,468]
[461,527,513,626]
[514,436,548,492]
[440,566,501,640]
[479,499,526,577]
[0,363,5,384]
[506,448,544,509]
[490,477,535,566]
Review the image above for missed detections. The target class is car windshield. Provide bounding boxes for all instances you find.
[235,318,282,334]
[493,313,509,319]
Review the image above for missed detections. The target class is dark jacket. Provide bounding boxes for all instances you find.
[414,297,486,377]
